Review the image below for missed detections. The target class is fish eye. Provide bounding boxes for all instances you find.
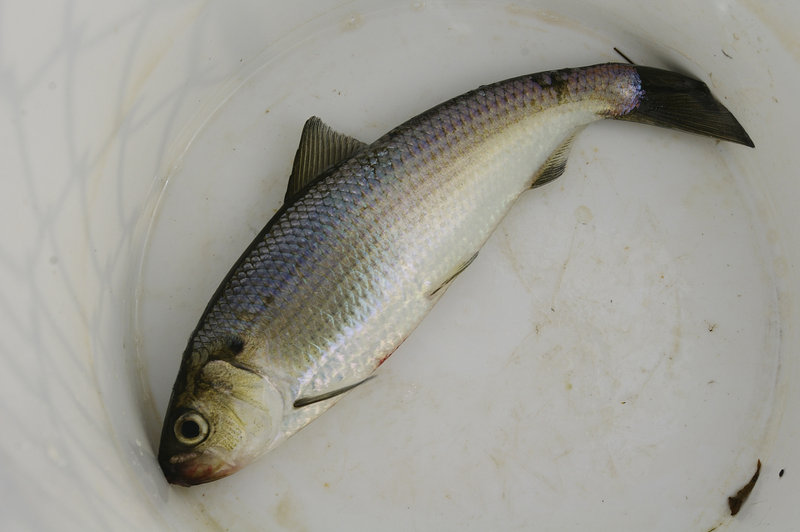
[174,411,209,446]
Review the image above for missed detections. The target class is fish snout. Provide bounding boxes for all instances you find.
[159,449,239,486]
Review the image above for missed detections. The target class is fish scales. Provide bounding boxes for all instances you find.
[159,63,753,485]
[200,67,630,387]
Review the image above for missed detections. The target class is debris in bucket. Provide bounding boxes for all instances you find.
[728,459,761,516]
[613,47,635,64]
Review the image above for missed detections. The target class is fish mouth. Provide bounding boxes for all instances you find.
[159,449,240,486]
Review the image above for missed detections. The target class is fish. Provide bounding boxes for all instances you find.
[158,63,754,486]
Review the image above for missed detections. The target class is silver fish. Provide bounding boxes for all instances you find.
[158,63,753,485]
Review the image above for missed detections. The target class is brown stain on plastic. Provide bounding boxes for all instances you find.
[741,2,800,63]
[275,493,309,532]
[341,13,365,32]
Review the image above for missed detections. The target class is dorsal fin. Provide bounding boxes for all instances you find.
[530,127,585,189]
[285,117,368,203]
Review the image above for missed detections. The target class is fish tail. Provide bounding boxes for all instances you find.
[616,66,754,147]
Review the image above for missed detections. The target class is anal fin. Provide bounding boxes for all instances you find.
[293,376,376,408]
[429,252,479,297]
[530,127,585,189]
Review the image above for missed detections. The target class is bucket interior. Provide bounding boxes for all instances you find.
[3,1,799,530]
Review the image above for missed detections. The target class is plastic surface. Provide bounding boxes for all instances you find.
[1,1,798,530]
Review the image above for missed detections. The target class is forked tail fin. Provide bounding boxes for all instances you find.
[616,66,754,147]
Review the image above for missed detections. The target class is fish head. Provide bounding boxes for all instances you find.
[158,348,284,486]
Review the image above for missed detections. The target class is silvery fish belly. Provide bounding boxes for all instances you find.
[158,63,753,485]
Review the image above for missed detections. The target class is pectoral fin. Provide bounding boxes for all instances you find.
[293,376,376,408]
[285,116,368,202]
[530,127,584,189]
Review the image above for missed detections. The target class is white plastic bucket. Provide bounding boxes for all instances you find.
[2,1,798,530]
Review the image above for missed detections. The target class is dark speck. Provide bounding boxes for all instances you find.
[226,336,245,355]
[779,468,785,478]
